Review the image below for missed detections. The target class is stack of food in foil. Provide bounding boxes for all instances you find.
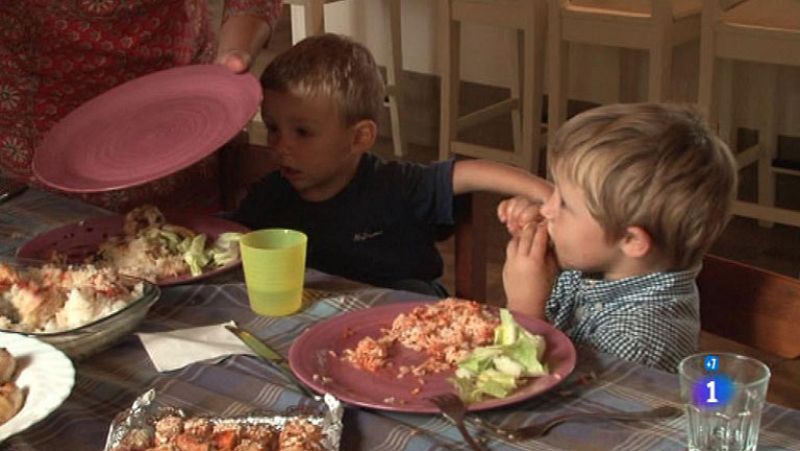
[105,389,343,451]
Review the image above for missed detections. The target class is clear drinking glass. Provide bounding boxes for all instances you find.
[678,353,771,451]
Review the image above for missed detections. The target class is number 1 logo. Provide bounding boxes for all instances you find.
[694,375,734,409]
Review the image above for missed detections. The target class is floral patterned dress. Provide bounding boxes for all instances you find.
[0,0,281,212]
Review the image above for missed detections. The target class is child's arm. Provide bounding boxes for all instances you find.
[497,196,543,237]
[452,159,553,203]
[503,222,557,319]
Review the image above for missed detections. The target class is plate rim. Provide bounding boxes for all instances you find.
[0,332,76,442]
[288,301,577,413]
[32,64,262,193]
[15,211,249,286]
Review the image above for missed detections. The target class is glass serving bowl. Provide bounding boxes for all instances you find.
[0,258,161,360]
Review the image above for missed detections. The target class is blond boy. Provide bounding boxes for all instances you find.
[499,103,737,371]
[233,33,550,295]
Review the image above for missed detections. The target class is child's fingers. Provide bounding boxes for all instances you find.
[531,221,550,255]
[497,200,509,223]
[520,204,543,224]
[516,220,535,255]
[506,235,519,258]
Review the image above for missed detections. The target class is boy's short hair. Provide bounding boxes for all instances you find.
[260,33,384,125]
[549,103,738,270]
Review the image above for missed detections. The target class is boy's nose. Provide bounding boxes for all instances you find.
[268,134,288,155]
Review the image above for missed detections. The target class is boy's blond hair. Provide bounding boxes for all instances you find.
[260,33,384,125]
[549,103,737,270]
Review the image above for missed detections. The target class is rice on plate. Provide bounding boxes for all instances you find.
[343,298,499,376]
[0,262,144,333]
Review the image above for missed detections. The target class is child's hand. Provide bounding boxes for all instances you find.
[497,196,543,236]
[502,222,557,319]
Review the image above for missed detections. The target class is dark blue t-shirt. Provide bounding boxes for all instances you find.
[233,153,455,287]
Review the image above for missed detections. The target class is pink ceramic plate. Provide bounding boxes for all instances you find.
[289,302,576,413]
[33,64,261,192]
[16,213,249,286]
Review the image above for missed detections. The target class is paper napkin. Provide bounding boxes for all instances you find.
[137,321,255,372]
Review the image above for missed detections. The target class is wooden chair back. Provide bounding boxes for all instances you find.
[452,193,488,302]
[438,0,547,174]
[547,0,701,150]
[697,254,800,359]
[697,0,800,228]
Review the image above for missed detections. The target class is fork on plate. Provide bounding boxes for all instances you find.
[426,393,488,451]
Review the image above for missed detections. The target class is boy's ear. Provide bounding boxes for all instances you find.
[351,119,377,154]
[619,225,652,259]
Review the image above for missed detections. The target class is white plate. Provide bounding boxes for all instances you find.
[0,332,75,442]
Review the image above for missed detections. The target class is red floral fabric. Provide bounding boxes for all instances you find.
[0,0,281,212]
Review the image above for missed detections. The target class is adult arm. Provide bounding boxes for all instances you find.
[451,159,553,202]
[215,0,283,73]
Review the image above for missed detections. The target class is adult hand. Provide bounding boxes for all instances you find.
[497,196,543,237]
[215,49,252,74]
[503,222,557,319]
[215,15,272,74]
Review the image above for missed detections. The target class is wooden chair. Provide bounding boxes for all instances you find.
[697,0,800,228]
[547,0,701,149]
[697,253,800,359]
[282,0,406,157]
[451,193,488,302]
[438,0,547,174]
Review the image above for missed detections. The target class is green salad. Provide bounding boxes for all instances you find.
[450,309,548,403]
[179,232,243,276]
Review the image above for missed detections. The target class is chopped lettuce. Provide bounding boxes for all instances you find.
[450,308,548,403]
[158,230,181,251]
[183,234,210,276]
[172,232,243,276]
[208,232,242,267]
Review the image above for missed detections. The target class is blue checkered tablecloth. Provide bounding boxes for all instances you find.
[2,189,799,451]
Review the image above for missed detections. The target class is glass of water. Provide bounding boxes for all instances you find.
[678,353,771,451]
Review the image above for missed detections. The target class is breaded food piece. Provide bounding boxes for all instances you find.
[154,414,184,445]
[278,418,324,451]
[0,382,25,425]
[0,348,15,383]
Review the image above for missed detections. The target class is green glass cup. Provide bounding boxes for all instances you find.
[240,229,307,316]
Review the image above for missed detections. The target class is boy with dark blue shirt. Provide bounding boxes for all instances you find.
[233,33,550,295]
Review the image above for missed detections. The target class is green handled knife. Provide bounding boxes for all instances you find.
[225,324,318,399]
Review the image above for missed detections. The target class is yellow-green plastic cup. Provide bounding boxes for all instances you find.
[240,229,307,316]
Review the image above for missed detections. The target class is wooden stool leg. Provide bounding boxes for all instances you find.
[758,65,779,228]
[546,0,568,152]
[288,0,324,43]
[304,0,325,36]
[385,0,405,157]
[648,2,672,101]
[509,30,523,156]
[524,0,546,175]
[618,49,640,103]
[438,0,460,161]
[648,44,672,101]
[717,59,737,151]
[698,0,719,123]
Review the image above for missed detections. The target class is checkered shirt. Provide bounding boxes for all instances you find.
[546,267,701,373]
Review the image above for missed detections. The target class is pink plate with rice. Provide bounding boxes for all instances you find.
[15,212,248,286]
[289,301,577,413]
